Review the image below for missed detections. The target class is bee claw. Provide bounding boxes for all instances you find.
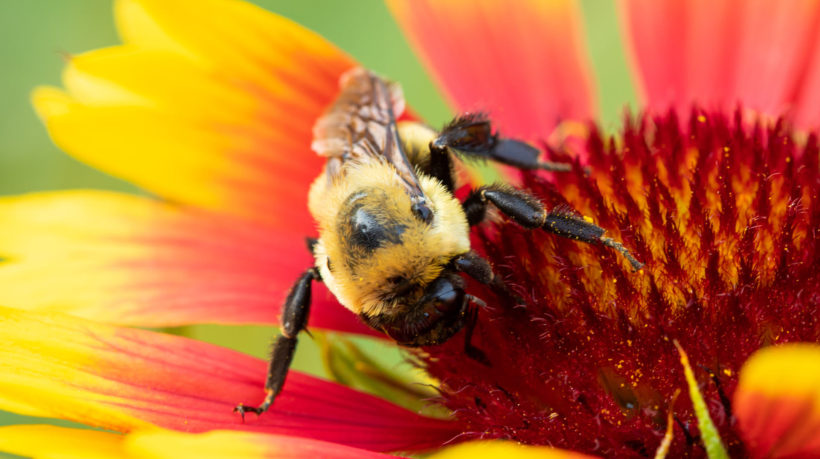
[233,403,248,423]
[233,403,266,422]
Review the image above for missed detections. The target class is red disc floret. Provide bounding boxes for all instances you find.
[420,108,820,457]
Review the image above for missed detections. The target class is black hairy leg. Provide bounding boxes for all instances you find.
[433,114,572,173]
[234,267,321,419]
[427,134,456,192]
[452,250,523,303]
[452,250,494,284]
[462,184,643,271]
[462,305,490,366]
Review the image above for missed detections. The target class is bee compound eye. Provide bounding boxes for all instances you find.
[423,277,465,313]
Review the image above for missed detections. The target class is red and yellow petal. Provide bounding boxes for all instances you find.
[734,344,820,458]
[34,0,355,230]
[0,425,397,459]
[0,190,373,335]
[387,0,597,141]
[619,0,820,129]
[0,306,459,452]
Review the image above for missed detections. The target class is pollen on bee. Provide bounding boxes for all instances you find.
[723,368,733,377]
[582,215,593,223]
[697,114,707,122]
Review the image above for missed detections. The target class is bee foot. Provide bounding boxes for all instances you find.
[233,403,267,422]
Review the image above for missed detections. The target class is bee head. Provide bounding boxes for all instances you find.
[379,274,468,346]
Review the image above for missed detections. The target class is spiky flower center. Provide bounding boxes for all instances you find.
[422,110,819,457]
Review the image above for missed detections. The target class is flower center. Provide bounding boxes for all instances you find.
[420,109,819,457]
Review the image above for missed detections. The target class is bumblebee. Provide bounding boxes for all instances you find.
[234,68,642,417]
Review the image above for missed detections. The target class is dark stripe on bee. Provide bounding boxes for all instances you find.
[338,190,407,253]
[350,207,407,250]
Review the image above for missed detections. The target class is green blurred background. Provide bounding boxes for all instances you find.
[0,0,636,452]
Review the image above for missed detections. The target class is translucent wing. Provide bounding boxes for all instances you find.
[312,68,426,204]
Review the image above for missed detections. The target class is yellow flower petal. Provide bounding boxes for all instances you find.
[734,344,820,458]
[0,425,127,459]
[428,441,595,459]
[0,426,395,459]
[125,429,393,459]
[115,0,348,83]
[34,0,355,227]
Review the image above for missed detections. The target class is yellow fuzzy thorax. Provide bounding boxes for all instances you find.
[308,161,470,316]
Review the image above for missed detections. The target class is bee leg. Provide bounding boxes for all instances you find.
[462,304,490,366]
[489,139,573,172]
[452,251,523,303]
[428,141,456,192]
[434,114,572,172]
[463,185,644,271]
[452,250,494,283]
[234,267,320,420]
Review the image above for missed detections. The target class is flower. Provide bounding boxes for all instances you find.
[0,0,818,458]
[424,108,819,456]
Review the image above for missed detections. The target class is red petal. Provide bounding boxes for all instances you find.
[620,0,820,129]
[790,43,820,128]
[0,307,459,453]
[387,0,597,140]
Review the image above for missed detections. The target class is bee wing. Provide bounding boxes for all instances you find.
[311,68,425,201]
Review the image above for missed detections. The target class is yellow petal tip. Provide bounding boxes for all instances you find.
[429,440,594,459]
[739,343,820,396]
[31,86,72,120]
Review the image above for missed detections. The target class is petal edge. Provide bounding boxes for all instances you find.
[734,344,820,459]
